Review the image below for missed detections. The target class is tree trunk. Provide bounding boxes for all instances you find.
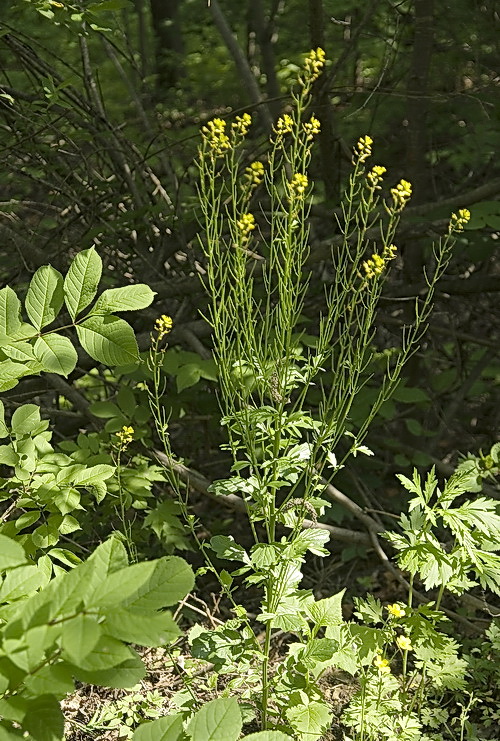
[149,0,183,92]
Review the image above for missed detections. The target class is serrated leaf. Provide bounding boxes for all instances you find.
[76,315,139,365]
[286,699,331,738]
[61,614,102,665]
[0,286,22,336]
[187,698,242,741]
[33,334,78,376]
[307,589,345,627]
[64,247,102,320]
[25,265,64,330]
[103,608,181,646]
[91,285,156,314]
[71,649,145,688]
[0,565,43,602]
[89,556,194,610]
[132,714,184,741]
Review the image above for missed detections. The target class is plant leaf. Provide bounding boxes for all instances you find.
[0,286,22,336]
[25,265,64,330]
[91,285,156,314]
[76,315,139,365]
[132,714,184,741]
[64,247,102,320]
[34,334,78,376]
[187,698,242,741]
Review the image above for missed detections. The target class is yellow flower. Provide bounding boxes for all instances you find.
[367,165,386,189]
[373,655,391,674]
[201,117,231,156]
[396,635,413,652]
[155,314,173,339]
[232,113,252,137]
[303,115,321,140]
[390,179,412,210]
[303,47,326,83]
[448,208,471,233]
[274,114,294,137]
[362,252,385,279]
[245,161,265,186]
[237,213,256,239]
[387,603,406,618]
[289,173,309,198]
[355,135,373,163]
[116,425,134,445]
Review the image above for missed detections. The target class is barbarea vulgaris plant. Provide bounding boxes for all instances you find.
[149,48,476,739]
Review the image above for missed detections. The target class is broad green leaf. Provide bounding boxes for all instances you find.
[132,714,184,741]
[71,649,146,688]
[0,287,22,336]
[91,284,156,314]
[24,662,74,699]
[122,556,195,611]
[25,265,64,330]
[0,360,29,392]
[176,364,201,393]
[64,247,102,320]
[68,634,135,671]
[34,334,78,376]
[187,698,242,741]
[103,608,180,646]
[0,400,8,438]
[1,341,35,363]
[23,694,64,741]
[0,565,43,602]
[0,445,17,466]
[209,535,250,563]
[10,404,41,436]
[70,464,115,486]
[306,589,345,628]
[286,699,331,739]
[76,315,139,365]
[0,535,28,570]
[61,614,102,665]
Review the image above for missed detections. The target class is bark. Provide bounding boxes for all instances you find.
[247,0,282,120]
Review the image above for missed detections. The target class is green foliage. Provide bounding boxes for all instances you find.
[0,536,194,739]
[0,247,154,391]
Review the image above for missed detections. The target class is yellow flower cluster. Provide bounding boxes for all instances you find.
[155,314,173,339]
[303,115,321,140]
[201,117,230,156]
[245,161,265,186]
[231,113,252,137]
[449,208,471,233]
[391,179,412,210]
[396,635,413,651]
[362,244,397,280]
[237,213,256,239]
[386,603,406,618]
[274,114,294,137]
[367,165,387,189]
[303,47,326,83]
[373,655,391,674]
[355,135,373,163]
[116,425,134,446]
[289,172,309,198]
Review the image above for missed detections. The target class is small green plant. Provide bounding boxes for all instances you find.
[145,49,485,740]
